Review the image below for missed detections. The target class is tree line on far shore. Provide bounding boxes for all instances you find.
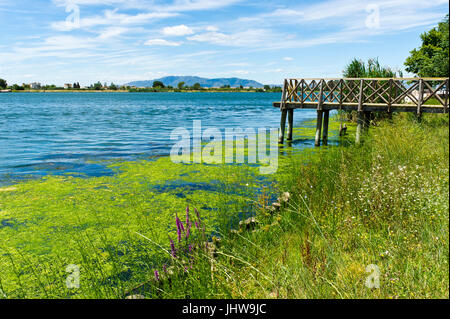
[0,79,282,93]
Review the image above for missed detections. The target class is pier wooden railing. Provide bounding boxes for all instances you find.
[273,78,449,146]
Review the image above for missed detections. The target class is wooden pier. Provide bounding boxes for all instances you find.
[274,78,449,146]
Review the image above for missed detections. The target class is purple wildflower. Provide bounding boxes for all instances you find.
[186,206,193,232]
[170,239,176,257]
[179,217,185,232]
[176,215,184,242]
[163,264,167,273]
[195,207,200,219]
[154,270,160,281]
[195,208,201,224]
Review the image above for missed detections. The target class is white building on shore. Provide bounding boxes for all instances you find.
[30,82,41,89]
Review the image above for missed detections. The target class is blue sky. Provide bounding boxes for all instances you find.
[0,0,448,86]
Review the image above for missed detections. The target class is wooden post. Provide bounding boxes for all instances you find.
[355,111,364,145]
[287,109,294,141]
[322,110,330,146]
[315,80,325,146]
[315,110,324,146]
[363,111,371,130]
[339,79,344,133]
[417,79,424,122]
[279,108,287,144]
[356,79,364,145]
[445,79,449,113]
[278,80,288,144]
[386,79,393,119]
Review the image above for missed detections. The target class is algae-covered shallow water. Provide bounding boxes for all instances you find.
[0,92,346,298]
[0,92,320,185]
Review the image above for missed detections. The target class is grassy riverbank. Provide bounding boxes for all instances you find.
[219,114,449,299]
[0,113,448,299]
[139,113,449,299]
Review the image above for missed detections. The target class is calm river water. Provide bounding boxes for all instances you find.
[0,92,319,185]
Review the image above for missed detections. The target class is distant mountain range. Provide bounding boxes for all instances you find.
[125,76,265,88]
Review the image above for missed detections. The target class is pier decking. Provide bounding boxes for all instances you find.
[274,78,449,145]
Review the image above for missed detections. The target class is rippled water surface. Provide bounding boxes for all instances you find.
[0,92,318,184]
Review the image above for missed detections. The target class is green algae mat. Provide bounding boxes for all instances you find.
[0,118,352,298]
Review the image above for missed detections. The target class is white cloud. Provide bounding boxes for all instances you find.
[162,25,194,36]
[226,0,448,51]
[51,9,179,31]
[283,57,293,61]
[145,39,182,46]
[188,32,231,45]
[233,70,249,75]
[97,27,129,39]
[52,0,151,9]
[52,0,243,11]
[50,0,245,31]
[188,29,272,47]
[155,0,243,12]
[260,0,448,32]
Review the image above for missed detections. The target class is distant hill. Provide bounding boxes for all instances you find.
[125,76,264,88]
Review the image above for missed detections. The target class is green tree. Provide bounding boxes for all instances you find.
[264,85,271,91]
[405,15,449,77]
[93,81,102,90]
[12,84,24,90]
[153,81,165,88]
[342,58,401,121]
[193,83,201,90]
[0,78,7,89]
[343,58,401,78]
[177,81,185,89]
[109,83,118,90]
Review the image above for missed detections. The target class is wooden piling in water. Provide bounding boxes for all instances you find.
[363,111,371,130]
[287,109,294,141]
[279,108,287,144]
[315,110,323,146]
[322,110,330,145]
[315,80,325,147]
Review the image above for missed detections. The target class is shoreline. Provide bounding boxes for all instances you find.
[1,89,282,93]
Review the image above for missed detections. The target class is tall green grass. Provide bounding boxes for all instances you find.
[146,113,449,299]
[1,113,448,299]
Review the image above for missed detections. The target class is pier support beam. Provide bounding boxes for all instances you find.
[322,110,330,146]
[356,79,364,145]
[363,111,371,130]
[355,111,364,145]
[314,110,324,146]
[416,78,424,122]
[287,109,294,141]
[278,108,287,144]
